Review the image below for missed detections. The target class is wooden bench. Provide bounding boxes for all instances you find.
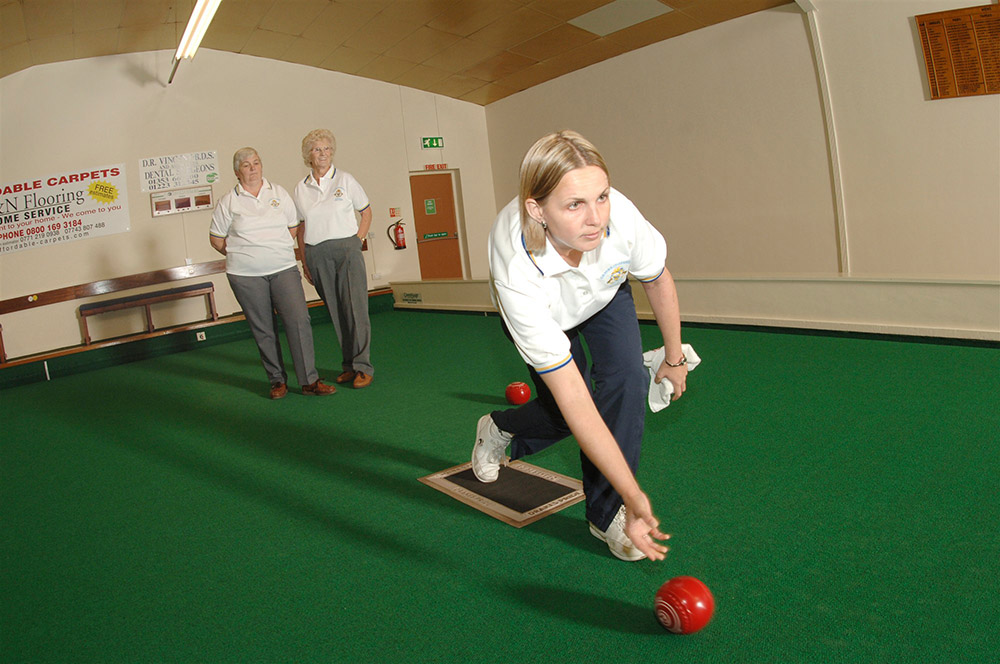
[0,260,226,364]
[78,282,218,345]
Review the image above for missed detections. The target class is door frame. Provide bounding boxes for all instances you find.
[408,169,470,280]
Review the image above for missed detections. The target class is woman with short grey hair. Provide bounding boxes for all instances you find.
[210,147,336,399]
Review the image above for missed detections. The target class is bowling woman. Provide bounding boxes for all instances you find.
[471,131,688,562]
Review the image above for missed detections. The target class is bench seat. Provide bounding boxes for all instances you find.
[79,282,217,344]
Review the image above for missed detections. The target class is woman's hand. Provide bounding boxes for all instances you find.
[302,264,313,285]
[624,492,671,561]
[655,361,688,401]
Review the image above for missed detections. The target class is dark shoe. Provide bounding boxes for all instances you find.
[269,383,288,400]
[352,372,372,389]
[302,380,336,396]
[335,370,356,384]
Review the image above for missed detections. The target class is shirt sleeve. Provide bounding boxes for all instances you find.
[276,184,299,228]
[489,220,573,373]
[209,193,232,239]
[613,190,667,282]
[345,173,370,212]
[493,277,574,373]
[291,180,306,222]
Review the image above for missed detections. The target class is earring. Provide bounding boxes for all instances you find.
[540,221,548,231]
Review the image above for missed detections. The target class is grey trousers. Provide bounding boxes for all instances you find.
[227,266,319,388]
[305,236,373,375]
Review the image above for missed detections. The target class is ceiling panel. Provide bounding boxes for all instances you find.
[509,23,595,62]
[384,25,462,63]
[466,6,562,50]
[0,0,792,104]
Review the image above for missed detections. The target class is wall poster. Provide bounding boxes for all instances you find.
[0,164,130,254]
[140,151,219,192]
[151,186,214,217]
[916,4,999,100]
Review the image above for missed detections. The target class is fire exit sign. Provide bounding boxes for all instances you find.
[421,137,444,149]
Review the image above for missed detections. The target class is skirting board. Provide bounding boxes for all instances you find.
[390,277,1000,341]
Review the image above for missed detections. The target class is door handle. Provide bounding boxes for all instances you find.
[416,232,458,243]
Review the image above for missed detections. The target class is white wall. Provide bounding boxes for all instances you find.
[486,5,839,277]
[483,2,999,337]
[810,0,999,279]
[0,49,494,358]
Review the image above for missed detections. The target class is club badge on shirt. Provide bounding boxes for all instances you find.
[333,188,345,200]
[602,262,629,286]
[269,198,280,208]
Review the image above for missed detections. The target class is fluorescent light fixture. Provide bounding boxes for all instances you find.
[569,0,672,37]
[169,0,223,83]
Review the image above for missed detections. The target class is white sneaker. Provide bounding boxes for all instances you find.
[471,415,512,483]
[588,504,646,561]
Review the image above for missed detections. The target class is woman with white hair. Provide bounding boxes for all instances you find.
[210,147,336,400]
[293,129,375,389]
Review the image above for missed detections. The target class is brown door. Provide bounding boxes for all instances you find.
[409,172,463,280]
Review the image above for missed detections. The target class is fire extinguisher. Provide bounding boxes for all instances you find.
[387,220,406,250]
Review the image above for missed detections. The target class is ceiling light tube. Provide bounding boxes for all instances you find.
[176,0,222,59]
[169,0,222,83]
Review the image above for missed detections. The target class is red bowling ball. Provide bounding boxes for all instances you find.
[654,576,715,634]
[505,381,531,405]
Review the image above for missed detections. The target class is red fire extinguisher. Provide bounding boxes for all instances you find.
[387,220,406,250]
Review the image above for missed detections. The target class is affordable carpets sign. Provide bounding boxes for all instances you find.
[0,164,130,254]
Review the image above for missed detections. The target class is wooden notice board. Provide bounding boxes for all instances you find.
[916,4,999,100]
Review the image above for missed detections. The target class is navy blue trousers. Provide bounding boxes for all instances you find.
[492,281,648,532]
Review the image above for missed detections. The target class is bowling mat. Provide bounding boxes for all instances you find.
[418,461,584,527]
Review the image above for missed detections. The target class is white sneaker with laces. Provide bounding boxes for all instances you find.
[589,504,646,561]
[471,415,512,483]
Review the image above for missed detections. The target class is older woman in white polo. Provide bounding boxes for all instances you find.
[209,147,336,399]
[294,129,375,389]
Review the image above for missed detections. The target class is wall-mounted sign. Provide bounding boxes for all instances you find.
[1,164,130,254]
[151,185,214,217]
[421,137,444,149]
[916,4,999,100]
[424,163,448,170]
[139,151,219,192]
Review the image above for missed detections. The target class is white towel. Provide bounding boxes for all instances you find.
[642,344,700,413]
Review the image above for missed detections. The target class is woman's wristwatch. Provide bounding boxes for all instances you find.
[663,353,687,367]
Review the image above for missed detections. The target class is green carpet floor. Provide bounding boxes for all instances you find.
[2,309,998,662]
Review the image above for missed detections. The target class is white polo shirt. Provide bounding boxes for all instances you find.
[293,166,371,245]
[209,178,299,277]
[488,188,667,373]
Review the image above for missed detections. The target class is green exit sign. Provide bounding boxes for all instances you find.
[421,136,444,149]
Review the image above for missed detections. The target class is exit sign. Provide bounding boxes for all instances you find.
[421,136,444,149]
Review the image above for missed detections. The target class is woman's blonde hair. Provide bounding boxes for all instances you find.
[518,130,609,252]
[301,128,337,167]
